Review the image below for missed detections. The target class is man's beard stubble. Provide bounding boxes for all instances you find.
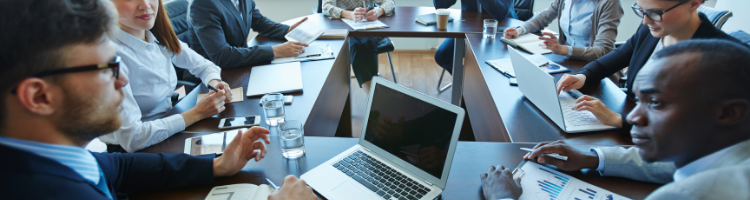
[55,87,124,146]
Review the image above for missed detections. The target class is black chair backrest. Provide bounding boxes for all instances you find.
[316,0,323,13]
[165,0,191,43]
[514,0,535,21]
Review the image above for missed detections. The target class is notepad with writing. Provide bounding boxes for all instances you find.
[197,87,244,103]
[485,58,515,78]
[500,34,552,55]
[341,18,389,30]
[205,183,273,200]
[415,13,453,25]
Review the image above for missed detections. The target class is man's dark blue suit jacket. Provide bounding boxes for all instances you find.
[0,144,214,199]
[434,0,517,20]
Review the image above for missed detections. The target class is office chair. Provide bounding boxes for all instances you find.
[514,0,535,21]
[165,0,198,105]
[375,38,398,83]
[698,5,733,30]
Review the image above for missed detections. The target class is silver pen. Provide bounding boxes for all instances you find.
[520,147,568,161]
[265,178,280,190]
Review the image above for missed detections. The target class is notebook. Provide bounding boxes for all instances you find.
[318,29,348,39]
[204,183,273,200]
[197,87,244,103]
[246,62,303,97]
[500,34,553,55]
[341,18,389,30]
[415,13,453,25]
[285,21,324,44]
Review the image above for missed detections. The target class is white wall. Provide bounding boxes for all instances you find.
[715,0,750,33]
[250,0,728,50]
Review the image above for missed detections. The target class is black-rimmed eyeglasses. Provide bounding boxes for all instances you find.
[10,56,121,94]
[631,0,688,23]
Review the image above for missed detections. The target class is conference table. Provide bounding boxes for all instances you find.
[133,133,661,200]
[461,33,634,145]
[134,6,656,200]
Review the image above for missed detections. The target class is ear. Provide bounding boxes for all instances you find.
[15,78,58,116]
[717,99,750,125]
[690,0,703,10]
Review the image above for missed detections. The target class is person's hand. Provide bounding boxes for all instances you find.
[556,74,587,94]
[213,127,271,177]
[539,32,568,55]
[365,8,383,21]
[573,95,623,127]
[480,165,522,200]
[286,17,308,34]
[503,27,522,39]
[268,175,317,200]
[343,7,367,21]
[209,79,233,103]
[272,42,308,58]
[523,140,600,171]
[182,89,226,125]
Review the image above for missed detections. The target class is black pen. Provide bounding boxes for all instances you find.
[299,54,321,58]
[207,84,220,93]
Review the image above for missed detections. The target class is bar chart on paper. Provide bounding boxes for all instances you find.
[515,162,630,200]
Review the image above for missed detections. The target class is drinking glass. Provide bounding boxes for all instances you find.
[483,19,498,39]
[261,93,285,126]
[278,120,305,159]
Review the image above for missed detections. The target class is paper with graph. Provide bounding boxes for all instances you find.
[513,161,630,200]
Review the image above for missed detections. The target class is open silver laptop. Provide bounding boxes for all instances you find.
[301,77,465,200]
[509,47,616,133]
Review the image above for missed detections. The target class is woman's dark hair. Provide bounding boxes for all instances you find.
[151,0,182,54]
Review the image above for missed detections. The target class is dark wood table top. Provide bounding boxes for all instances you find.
[132,134,660,200]
[463,33,635,145]
[287,7,524,38]
[159,37,347,138]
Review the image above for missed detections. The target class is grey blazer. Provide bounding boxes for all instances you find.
[520,0,623,61]
[600,139,750,199]
[187,0,289,69]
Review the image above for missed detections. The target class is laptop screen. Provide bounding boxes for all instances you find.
[363,84,458,178]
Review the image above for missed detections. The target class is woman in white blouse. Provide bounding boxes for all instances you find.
[100,0,235,152]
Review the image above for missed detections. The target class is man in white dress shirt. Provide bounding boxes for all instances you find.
[480,39,750,199]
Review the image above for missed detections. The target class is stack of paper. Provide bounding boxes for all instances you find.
[514,161,631,200]
[285,21,324,44]
[319,29,348,39]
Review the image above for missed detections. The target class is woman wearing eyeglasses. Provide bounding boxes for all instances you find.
[99,0,236,152]
[503,0,624,60]
[555,0,744,132]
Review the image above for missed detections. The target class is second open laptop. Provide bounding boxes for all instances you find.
[301,77,465,200]
[509,46,616,133]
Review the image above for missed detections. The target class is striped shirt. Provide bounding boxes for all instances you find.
[0,136,100,185]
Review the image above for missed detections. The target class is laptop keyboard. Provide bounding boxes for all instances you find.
[332,150,432,200]
[559,90,606,127]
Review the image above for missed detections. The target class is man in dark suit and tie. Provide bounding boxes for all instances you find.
[187,0,308,70]
[0,0,315,199]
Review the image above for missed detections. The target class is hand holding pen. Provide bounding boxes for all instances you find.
[522,140,601,172]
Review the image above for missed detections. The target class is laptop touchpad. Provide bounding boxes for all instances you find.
[330,181,377,200]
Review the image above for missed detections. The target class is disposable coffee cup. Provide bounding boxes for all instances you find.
[436,9,450,30]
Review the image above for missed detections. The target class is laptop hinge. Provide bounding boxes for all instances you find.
[423,181,434,186]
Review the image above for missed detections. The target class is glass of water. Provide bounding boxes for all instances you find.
[483,19,498,39]
[261,93,285,126]
[278,120,305,159]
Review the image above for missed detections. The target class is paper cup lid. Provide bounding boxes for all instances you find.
[436,9,450,15]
